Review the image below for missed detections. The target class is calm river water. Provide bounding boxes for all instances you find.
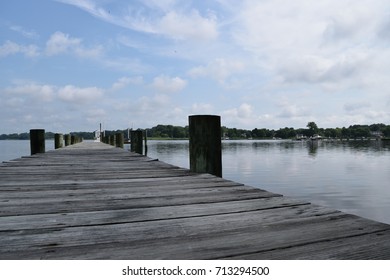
[1,139,390,224]
[145,139,390,225]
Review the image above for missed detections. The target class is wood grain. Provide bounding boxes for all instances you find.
[1,141,389,259]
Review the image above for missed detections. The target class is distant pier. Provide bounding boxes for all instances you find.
[1,141,390,259]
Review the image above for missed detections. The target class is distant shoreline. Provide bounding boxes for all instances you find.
[1,122,390,140]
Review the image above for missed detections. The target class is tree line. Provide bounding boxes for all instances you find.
[224,123,390,139]
[0,131,95,140]
[247,123,390,139]
[1,122,389,140]
[103,122,390,140]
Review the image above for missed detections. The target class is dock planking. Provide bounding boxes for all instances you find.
[0,142,389,259]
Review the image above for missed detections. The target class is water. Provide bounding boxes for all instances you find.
[0,140,56,161]
[144,139,390,225]
[1,139,390,224]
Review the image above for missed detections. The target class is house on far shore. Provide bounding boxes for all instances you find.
[370,131,383,139]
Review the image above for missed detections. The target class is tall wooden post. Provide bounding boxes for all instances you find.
[109,134,116,146]
[99,123,102,142]
[30,129,45,155]
[189,115,222,177]
[131,130,143,154]
[116,133,124,148]
[144,129,148,156]
[71,135,75,145]
[64,134,71,146]
[54,133,63,149]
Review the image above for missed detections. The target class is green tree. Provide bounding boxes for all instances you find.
[307,122,318,136]
[275,127,296,139]
[348,125,370,138]
[252,128,267,139]
[382,125,390,137]
[369,123,386,132]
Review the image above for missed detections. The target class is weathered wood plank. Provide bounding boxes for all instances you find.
[1,141,389,260]
[0,174,230,190]
[0,188,278,210]
[0,169,192,181]
[0,208,388,259]
[0,183,269,201]
[0,196,309,231]
[0,205,354,252]
[0,189,279,216]
[223,229,390,260]
[0,172,220,187]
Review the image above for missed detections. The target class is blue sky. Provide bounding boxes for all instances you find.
[1,0,390,134]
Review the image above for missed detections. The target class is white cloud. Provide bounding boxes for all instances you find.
[9,25,39,39]
[228,1,386,86]
[45,31,103,58]
[57,0,111,21]
[223,103,253,120]
[277,51,370,90]
[107,91,189,128]
[3,82,105,105]
[159,10,218,41]
[151,75,187,93]
[111,76,144,91]
[4,82,55,102]
[231,1,321,53]
[276,103,310,119]
[7,32,92,58]
[172,107,183,115]
[58,0,218,42]
[140,0,177,12]
[58,85,104,103]
[3,1,390,132]
[342,102,390,123]
[189,58,244,85]
[85,108,107,124]
[73,45,104,58]
[113,94,171,117]
[237,103,253,119]
[221,103,276,128]
[231,0,383,52]
[45,32,81,55]
[5,97,24,107]
[0,41,40,57]
[344,101,371,113]
[191,103,214,114]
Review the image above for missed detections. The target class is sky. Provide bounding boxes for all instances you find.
[1,0,390,134]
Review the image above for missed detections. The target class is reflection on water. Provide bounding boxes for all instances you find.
[146,139,390,225]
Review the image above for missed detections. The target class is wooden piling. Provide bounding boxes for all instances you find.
[30,129,45,155]
[64,134,71,146]
[71,135,75,145]
[189,115,222,177]
[54,133,63,149]
[116,133,124,148]
[144,129,148,156]
[131,130,143,154]
[109,135,116,146]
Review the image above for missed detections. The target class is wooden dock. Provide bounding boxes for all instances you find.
[1,141,390,259]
